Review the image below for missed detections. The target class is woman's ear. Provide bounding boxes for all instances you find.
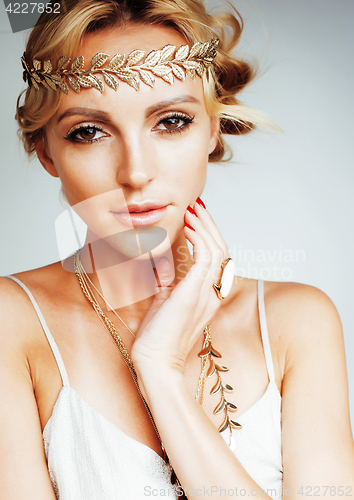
[34,135,59,178]
[208,116,220,155]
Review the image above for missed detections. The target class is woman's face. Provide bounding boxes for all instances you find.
[37,23,219,253]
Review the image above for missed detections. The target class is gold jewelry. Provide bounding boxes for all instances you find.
[73,250,186,497]
[74,256,135,338]
[74,248,238,488]
[73,251,154,435]
[195,323,212,406]
[22,38,219,94]
[196,324,241,438]
[213,257,235,300]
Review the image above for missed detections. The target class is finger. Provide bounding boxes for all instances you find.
[193,200,229,256]
[138,257,175,334]
[154,255,175,289]
[183,221,220,308]
[183,223,212,286]
[184,210,235,313]
[184,209,227,287]
[185,208,225,260]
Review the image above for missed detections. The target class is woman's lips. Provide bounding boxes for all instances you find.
[112,206,168,226]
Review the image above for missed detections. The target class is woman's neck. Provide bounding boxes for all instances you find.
[77,230,193,319]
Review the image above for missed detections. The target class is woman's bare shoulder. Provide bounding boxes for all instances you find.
[263,280,341,337]
[262,280,343,380]
[229,276,338,321]
[224,276,339,323]
[265,278,335,303]
[1,261,67,297]
[0,262,64,345]
[228,277,343,384]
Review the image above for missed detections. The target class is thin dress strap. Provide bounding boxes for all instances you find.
[257,279,275,383]
[6,276,70,387]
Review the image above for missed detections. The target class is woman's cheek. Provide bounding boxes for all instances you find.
[53,148,115,205]
[161,132,209,187]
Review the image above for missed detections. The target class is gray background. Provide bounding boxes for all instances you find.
[1,0,353,427]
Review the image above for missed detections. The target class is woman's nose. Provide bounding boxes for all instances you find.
[116,134,157,189]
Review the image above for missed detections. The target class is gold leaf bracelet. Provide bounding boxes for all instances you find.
[196,324,241,437]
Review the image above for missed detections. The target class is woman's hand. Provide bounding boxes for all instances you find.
[128,207,276,499]
[131,198,229,374]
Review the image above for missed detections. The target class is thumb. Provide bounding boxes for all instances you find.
[154,256,175,291]
[135,256,175,336]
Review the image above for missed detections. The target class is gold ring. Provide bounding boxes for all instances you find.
[213,258,235,300]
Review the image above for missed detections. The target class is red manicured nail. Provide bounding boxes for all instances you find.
[185,223,195,231]
[187,206,197,217]
[196,197,206,209]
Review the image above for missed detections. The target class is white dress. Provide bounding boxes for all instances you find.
[8,277,283,499]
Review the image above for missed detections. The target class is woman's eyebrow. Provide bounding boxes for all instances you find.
[56,96,200,123]
[145,95,201,117]
[57,108,111,123]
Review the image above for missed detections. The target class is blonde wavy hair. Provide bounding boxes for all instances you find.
[16,0,269,161]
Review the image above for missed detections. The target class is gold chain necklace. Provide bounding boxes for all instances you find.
[73,249,240,488]
[75,256,135,338]
[74,250,188,496]
[73,251,160,442]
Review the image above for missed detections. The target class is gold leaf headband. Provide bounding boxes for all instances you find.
[21,38,219,94]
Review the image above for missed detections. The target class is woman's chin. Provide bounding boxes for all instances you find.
[83,225,176,266]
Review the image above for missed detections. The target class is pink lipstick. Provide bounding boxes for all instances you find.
[112,203,168,226]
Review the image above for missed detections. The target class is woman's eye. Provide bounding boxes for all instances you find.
[155,114,194,134]
[65,125,107,143]
[163,117,184,130]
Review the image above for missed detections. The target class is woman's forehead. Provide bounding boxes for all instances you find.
[79,24,187,61]
[53,24,206,119]
[54,75,205,122]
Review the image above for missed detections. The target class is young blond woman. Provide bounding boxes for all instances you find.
[0,1,353,499]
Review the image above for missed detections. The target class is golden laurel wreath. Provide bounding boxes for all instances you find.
[21,38,219,93]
